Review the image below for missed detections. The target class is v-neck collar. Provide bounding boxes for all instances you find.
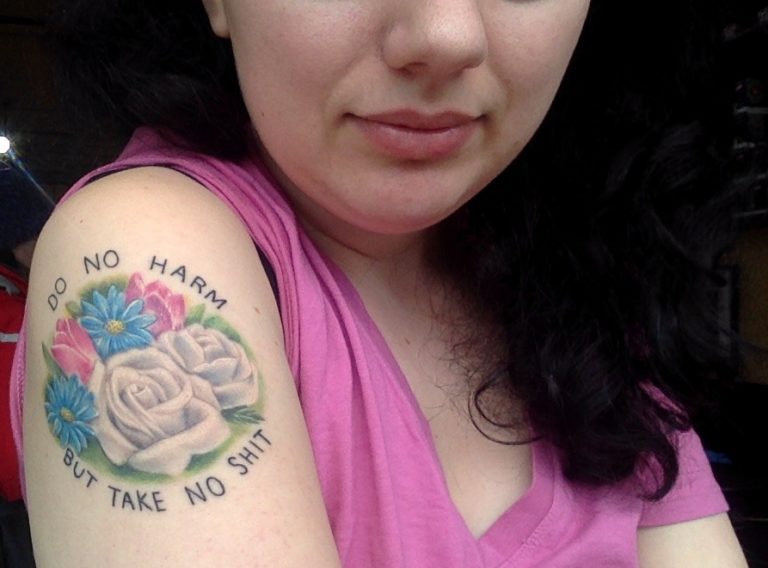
[320,252,556,564]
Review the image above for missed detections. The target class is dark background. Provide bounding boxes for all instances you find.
[0,0,124,199]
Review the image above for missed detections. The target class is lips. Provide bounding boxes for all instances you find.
[352,110,480,161]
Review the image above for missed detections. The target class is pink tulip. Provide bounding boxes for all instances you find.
[51,318,98,383]
[125,273,186,336]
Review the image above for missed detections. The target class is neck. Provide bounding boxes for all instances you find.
[300,207,437,302]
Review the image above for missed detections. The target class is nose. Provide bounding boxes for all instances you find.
[382,0,488,79]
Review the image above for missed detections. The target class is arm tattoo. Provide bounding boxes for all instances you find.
[42,250,270,512]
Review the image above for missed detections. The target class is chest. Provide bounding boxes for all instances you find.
[366,298,533,537]
[284,246,652,566]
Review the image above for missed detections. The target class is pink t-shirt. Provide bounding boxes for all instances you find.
[11,129,728,567]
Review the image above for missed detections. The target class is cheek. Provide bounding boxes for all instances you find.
[491,2,588,89]
[487,6,588,141]
[226,2,370,116]
[225,2,380,184]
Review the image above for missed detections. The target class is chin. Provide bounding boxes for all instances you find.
[346,203,460,236]
[346,173,484,228]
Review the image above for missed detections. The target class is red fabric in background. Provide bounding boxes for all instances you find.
[0,264,26,502]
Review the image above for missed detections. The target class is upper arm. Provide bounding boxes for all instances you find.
[23,167,340,567]
[638,513,747,567]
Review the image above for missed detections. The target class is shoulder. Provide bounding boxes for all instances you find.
[23,166,340,567]
[636,428,747,566]
[34,166,267,328]
[637,513,747,567]
[47,166,247,240]
[639,428,727,527]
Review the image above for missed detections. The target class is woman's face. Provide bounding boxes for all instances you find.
[204,0,590,239]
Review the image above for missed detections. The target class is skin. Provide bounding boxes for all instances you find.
[22,0,747,565]
[26,170,341,567]
[204,0,591,253]
[204,0,747,564]
[203,0,591,538]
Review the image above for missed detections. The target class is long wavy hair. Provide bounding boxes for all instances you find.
[50,0,740,498]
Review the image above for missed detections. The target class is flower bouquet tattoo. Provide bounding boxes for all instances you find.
[43,273,262,481]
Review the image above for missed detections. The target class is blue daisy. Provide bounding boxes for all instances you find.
[79,285,156,358]
[45,376,98,454]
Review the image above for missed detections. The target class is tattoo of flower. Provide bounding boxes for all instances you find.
[43,271,263,481]
[45,375,98,454]
[79,285,156,358]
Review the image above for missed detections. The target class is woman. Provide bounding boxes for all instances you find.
[12,0,747,565]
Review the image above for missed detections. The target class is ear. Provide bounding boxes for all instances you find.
[201,0,230,38]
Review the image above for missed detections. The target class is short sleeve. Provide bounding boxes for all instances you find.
[639,428,729,527]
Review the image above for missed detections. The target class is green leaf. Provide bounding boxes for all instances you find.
[42,343,65,379]
[186,304,206,326]
[222,406,263,425]
[65,301,83,319]
[79,275,129,303]
[203,315,242,343]
[254,371,266,415]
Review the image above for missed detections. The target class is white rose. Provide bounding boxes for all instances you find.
[88,346,230,476]
[156,324,258,409]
